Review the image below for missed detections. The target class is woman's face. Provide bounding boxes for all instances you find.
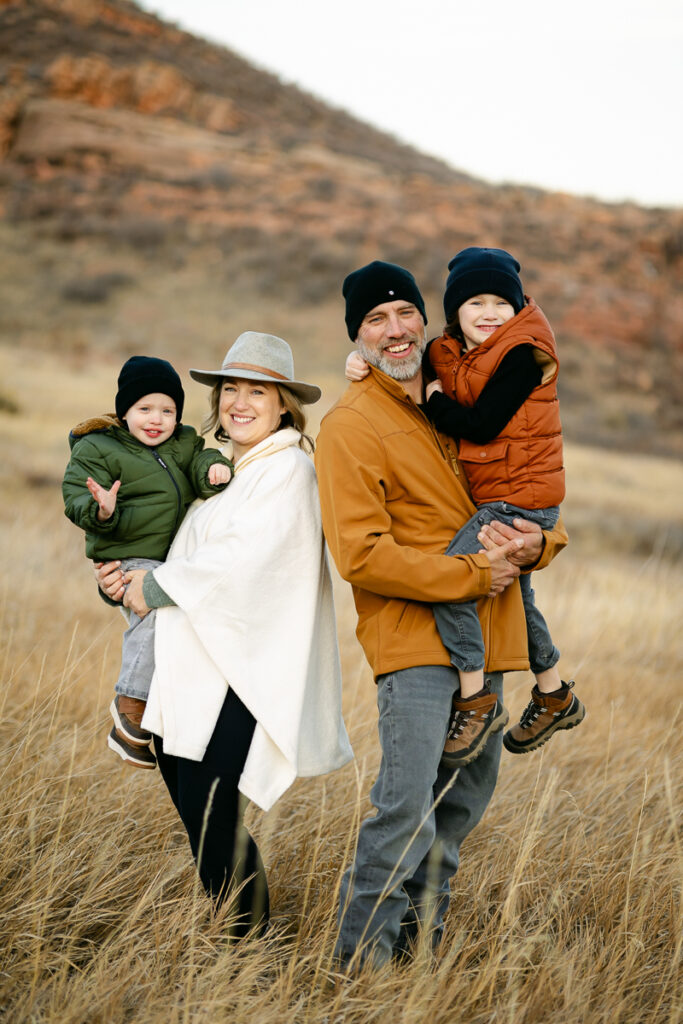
[219,379,285,458]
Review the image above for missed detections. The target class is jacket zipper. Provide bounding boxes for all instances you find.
[150,448,184,531]
[442,438,460,477]
[408,397,460,477]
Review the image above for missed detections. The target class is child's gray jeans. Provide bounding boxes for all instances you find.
[434,502,561,675]
[115,557,162,700]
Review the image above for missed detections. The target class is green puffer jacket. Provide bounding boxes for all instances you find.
[62,414,233,560]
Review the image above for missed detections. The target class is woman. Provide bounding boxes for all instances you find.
[98,331,353,935]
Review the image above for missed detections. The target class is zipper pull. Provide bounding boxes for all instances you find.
[445,440,460,476]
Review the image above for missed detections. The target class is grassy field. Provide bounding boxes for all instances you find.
[0,343,681,1023]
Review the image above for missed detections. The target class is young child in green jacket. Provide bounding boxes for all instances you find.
[62,356,233,769]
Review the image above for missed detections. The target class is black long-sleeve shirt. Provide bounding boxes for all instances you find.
[425,344,542,445]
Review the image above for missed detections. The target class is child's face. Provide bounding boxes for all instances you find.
[124,393,177,446]
[458,294,516,350]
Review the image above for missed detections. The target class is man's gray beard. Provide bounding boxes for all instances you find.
[357,331,427,382]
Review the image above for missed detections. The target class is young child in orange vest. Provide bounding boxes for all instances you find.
[346,247,585,768]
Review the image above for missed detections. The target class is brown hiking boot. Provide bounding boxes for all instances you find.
[108,727,157,769]
[503,680,586,755]
[110,695,152,746]
[441,687,509,770]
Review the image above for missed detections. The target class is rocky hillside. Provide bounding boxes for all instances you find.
[1,0,682,456]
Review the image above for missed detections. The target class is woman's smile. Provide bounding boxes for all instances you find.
[219,379,285,460]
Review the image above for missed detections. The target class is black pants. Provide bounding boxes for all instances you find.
[154,687,270,935]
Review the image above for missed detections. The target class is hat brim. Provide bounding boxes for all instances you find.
[189,367,321,404]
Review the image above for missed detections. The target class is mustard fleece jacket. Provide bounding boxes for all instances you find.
[315,367,568,678]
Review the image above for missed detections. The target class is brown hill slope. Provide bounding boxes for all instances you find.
[1,0,682,456]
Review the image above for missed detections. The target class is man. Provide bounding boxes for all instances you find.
[315,260,567,969]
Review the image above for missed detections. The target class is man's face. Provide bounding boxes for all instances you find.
[356,300,426,382]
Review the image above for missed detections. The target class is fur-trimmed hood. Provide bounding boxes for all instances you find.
[62,418,232,561]
[68,413,123,449]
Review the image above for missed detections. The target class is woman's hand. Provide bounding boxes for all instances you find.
[122,570,151,618]
[94,560,125,602]
[425,380,443,400]
[345,351,370,382]
[478,518,543,568]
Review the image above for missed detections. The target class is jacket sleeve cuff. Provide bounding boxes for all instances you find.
[471,552,492,592]
[426,391,451,414]
[143,571,176,609]
[84,500,121,533]
[521,515,569,573]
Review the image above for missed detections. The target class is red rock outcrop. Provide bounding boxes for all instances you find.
[0,0,681,455]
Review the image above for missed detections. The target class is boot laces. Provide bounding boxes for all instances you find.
[519,698,543,729]
[447,709,472,739]
[447,702,495,739]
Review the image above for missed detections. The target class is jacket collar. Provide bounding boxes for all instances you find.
[365,365,423,406]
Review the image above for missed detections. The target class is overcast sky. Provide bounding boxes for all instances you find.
[138,0,681,208]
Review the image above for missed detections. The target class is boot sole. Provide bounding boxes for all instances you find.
[108,728,156,769]
[110,698,152,746]
[503,701,586,755]
[441,705,510,770]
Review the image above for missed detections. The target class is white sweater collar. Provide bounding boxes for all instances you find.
[222,427,302,477]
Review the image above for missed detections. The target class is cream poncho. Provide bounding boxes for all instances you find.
[142,427,353,811]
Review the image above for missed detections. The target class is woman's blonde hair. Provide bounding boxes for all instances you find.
[201,380,315,453]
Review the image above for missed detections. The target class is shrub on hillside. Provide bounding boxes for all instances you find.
[61,272,133,304]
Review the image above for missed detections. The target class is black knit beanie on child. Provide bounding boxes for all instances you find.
[443,247,525,324]
[115,356,185,422]
[343,260,428,341]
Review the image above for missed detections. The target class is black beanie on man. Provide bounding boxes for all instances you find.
[115,355,185,422]
[343,260,427,341]
[443,247,525,324]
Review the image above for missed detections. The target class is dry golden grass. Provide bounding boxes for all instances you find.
[1,351,681,1023]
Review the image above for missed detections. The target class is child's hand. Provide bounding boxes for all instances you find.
[425,380,443,400]
[345,351,370,382]
[208,463,233,486]
[87,477,121,522]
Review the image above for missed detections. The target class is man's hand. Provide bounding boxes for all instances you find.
[478,518,543,568]
[94,559,125,602]
[484,537,523,595]
[122,570,150,618]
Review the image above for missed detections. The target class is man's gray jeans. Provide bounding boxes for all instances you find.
[334,664,503,968]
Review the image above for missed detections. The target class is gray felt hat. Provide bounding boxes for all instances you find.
[190,332,321,404]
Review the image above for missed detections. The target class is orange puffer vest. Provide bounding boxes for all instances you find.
[429,298,565,509]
